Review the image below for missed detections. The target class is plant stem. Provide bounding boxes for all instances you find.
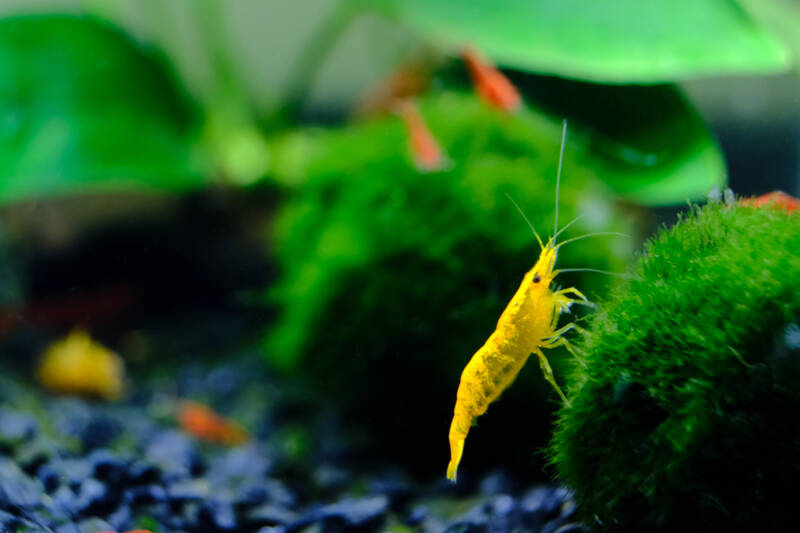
[194,0,241,100]
[281,0,361,120]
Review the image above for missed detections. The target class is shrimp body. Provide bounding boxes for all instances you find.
[395,99,447,172]
[447,239,585,481]
[462,48,521,113]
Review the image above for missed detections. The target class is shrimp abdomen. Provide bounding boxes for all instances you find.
[447,339,530,480]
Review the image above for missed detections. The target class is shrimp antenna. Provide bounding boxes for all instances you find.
[506,193,544,250]
[557,267,630,278]
[553,120,567,243]
[555,231,629,250]
[552,214,586,242]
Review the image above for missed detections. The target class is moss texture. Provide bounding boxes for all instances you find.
[551,203,800,532]
[266,91,632,476]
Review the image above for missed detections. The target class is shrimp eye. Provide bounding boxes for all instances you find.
[533,274,541,284]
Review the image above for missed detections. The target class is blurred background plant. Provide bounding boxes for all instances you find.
[0,0,798,482]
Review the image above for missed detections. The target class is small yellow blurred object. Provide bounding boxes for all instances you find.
[37,329,124,400]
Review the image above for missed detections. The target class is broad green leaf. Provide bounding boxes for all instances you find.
[372,0,790,82]
[738,0,800,72]
[0,15,205,204]
[513,76,725,205]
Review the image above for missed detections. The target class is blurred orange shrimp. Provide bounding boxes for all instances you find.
[178,401,249,446]
[394,99,448,172]
[740,190,798,212]
[462,47,521,113]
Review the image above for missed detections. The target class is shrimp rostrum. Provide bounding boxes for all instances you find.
[446,122,618,482]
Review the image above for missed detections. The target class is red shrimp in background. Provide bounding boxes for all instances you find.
[462,48,521,113]
[740,190,798,212]
[178,400,249,446]
[394,99,449,172]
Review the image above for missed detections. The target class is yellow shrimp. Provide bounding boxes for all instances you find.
[446,122,593,482]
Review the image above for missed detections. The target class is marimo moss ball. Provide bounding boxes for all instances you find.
[267,91,632,477]
[551,203,800,532]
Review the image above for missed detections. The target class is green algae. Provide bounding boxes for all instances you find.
[551,202,800,532]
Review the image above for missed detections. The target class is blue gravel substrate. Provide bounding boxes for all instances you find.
[0,362,584,533]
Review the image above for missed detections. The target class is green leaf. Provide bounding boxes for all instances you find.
[0,15,205,204]
[738,0,800,72]
[513,76,726,205]
[373,0,790,82]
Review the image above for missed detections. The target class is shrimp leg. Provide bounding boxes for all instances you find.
[542,333,583,356]
[557,286,589,302]
[537,320,588,404]
[534,348,569,406]
[543,321,580,342]
[543,321,586,353]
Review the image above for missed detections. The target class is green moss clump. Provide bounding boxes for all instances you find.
[551,203,800,532]
[266,91,633,476]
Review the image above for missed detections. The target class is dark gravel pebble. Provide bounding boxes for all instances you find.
[478,470,517,497]
[168,478,212,503]
[313,464,352,494]
[58,459,94,492]
[521,485,567,518]
[0,509,22,528]
[127,459,160,485]
[552,523,588,533]
[237,479,297,509]
[75,477,117,516]
[0,409,38,445]
[87,449,127,480]
[78,517,115,532]
[282,495,390,533]
[125,484,168,505]
[199,497,238,531]
[146,429,205,480]
[247,502,299,528]
[15,438,55,475]
[55,524,82,533]
[107,504,134,531]
[0,457,43,510]
[36,463,60,493]
[80,415,122,451]
[49,485,77,515]
[449,494,522,533]
[368,470,413,510]
[335,495,388,519]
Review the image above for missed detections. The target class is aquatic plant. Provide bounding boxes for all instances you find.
[0,15,203,203]
[550,202,800,532]
[370,0,793,82]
